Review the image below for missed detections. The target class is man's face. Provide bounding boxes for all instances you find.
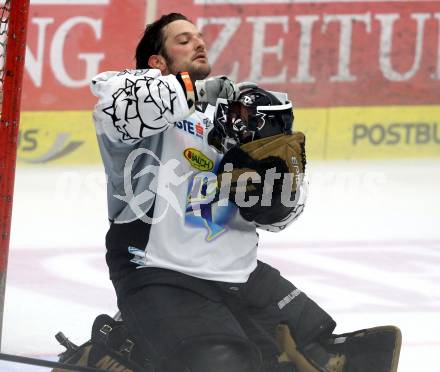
[161,20,211,80]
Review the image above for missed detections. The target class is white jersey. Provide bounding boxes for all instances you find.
[91,69,306,283]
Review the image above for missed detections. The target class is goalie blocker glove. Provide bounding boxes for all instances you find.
[213,87,306,226]
[176,73,257,107]
[194,75,239,106]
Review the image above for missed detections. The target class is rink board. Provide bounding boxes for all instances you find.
[17,0,440,165]
[17,105,440,165]
[22,1,440,111]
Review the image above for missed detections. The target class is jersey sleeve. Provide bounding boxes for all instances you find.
[90,69,193,144]
[255,175,308,232]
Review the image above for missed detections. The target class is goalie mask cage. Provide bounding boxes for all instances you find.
[0,0,30,348]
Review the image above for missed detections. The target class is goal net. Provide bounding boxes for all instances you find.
[0,0,30,347]
[0,1,10,109]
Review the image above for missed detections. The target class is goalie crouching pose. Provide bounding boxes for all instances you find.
[55,12,401,372]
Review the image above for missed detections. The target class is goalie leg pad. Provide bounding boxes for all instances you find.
[53,314,153,372]
[277,324,402,372]
[158,333,263,372]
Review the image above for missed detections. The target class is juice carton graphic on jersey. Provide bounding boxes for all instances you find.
[113,146,235,236]
[185,165,236,242]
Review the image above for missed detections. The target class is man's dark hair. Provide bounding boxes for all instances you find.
[135,13,190,69]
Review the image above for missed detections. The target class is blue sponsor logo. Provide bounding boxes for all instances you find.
[175,120,204,139]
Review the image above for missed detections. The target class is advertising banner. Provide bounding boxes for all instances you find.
[18,0,440,164]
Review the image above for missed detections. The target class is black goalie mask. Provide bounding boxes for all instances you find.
[208,87,294,153]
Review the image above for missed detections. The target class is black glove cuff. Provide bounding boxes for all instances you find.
[218,146,295,224]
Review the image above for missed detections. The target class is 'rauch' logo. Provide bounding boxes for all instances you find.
[183,148,214,171]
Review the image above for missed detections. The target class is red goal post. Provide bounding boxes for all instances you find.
[0,0,30,347]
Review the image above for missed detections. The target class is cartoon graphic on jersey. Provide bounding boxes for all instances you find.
[102,76,177,141]
[116,69,150,77]
[185,163,236,241]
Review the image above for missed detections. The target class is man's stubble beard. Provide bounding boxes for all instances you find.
[164,54,211,81]
[187,63,211,81]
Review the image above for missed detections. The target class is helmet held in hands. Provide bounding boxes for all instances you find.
[208,87,294,153]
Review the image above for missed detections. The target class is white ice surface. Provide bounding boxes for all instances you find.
[1,158,439,371]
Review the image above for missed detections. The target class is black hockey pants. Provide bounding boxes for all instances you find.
[113,261,336,371]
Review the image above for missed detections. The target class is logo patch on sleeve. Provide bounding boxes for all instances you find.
[183,148,214,171]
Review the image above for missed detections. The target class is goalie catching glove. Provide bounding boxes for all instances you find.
[210,87,306,225]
